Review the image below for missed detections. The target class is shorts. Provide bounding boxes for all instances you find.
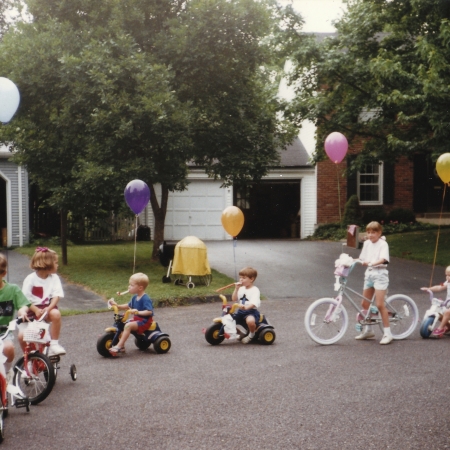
[363,268,389,291]
[130,316,153,334]
[233,308,261,324]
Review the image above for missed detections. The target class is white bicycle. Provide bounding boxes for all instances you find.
[304,259,419,345]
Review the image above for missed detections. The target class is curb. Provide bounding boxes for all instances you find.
[157,294,232,308]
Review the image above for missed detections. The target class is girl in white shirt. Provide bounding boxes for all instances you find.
[21,247,66,356]
[357,222,392,345]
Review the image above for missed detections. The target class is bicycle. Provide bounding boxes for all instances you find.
[0,320,30,444]
[304,258,419,345]
[12,312,77,405]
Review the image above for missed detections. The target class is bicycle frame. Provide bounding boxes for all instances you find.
[327,262,396,327]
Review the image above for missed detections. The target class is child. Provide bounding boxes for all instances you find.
[421,266,450,337]
[232,267,261,344]
[108,272,153,354]
[0,253,35,380]
[21,247,66,356]
[356,221,393,345]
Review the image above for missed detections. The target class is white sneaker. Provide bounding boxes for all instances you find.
[380,335,393,345]
[241,335,253,344]
[355,330,375,340]
[48,343,66,356]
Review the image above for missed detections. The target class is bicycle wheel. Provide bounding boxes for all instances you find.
[13,352,56,405]
[420,315,435,339]
[304,298,348,345]
[384,294,419,340]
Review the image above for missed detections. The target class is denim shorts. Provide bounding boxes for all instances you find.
[363,268,389,291]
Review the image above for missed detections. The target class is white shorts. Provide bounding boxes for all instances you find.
[363,268,389,291]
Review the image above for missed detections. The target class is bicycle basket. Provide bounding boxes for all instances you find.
[334,265,351,277]
[23,321,50,343]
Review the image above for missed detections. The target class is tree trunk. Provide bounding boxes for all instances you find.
[60,208,68,265]
[149,183,169,260]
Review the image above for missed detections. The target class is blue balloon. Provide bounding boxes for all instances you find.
[124,180,150,215]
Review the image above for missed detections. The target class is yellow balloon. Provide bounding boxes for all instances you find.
[221,206,244,237]
[436,153,450,184]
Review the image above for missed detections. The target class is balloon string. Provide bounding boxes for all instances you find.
[336,164,342,224]
[133,214,138,274]
[429,183,447,286]
[233,237,237,280]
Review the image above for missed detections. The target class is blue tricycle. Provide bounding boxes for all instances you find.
[96,299,171,357]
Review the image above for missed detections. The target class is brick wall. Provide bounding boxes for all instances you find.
[317,149,414,224]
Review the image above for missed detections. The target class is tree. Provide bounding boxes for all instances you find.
[0,0,297,262]
[285,0,450,171]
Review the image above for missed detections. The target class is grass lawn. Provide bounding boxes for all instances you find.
[15,242,235,306]
[388,228,450,266]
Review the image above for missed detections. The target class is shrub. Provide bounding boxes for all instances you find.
[362,207,387,225]
[311,223,347,241]
[342,195,362,227]
[386,208,416,224]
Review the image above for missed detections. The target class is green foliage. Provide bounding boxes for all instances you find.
[386,208,416,224]
[284,0,450,166]
[310,220,435,241]
[310,223,347,241]
[342,195,362,227]
[0,0,297,260]
[362,207,388,225]
[388,228,450,267]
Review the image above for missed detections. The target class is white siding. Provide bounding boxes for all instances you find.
[144,173,232,241]
[0,159,30,247]
[300,170,317,238]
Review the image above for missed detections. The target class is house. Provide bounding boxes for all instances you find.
[317,137,444,226]
[143,136,317,240]
[0,145,29,247]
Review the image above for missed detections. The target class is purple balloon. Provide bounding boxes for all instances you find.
[124,180,150,215]
[324,132,348,164]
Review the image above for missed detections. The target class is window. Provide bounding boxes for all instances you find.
[236,185,251,210]
[358,163,383,205]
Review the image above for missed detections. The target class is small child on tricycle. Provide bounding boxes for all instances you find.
[108,273,154,355]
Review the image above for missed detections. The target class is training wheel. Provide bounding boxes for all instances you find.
[70,364,77,381]
[186,282,195,289]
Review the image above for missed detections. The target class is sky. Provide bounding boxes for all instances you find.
[277,1,347,155]
[282,0,347,32]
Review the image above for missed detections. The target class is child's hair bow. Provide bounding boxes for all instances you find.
[36,247,49,253]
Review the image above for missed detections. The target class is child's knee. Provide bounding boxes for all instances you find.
[49,309,62,321]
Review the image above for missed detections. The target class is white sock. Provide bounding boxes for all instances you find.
[4,362,11,373]
[383,327,392,337]
[249,332,255,338]
[51,340,59,345]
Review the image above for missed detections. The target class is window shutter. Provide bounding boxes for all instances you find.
[347,155,357,200]
[383,162,395,204]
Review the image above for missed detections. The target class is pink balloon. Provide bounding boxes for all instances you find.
[324,132,348,164]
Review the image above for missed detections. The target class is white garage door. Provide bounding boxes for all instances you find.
[164,180,229,240]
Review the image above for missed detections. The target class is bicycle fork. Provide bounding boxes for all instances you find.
[324,295,344,323]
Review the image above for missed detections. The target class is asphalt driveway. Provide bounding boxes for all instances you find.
[1,240,448,449]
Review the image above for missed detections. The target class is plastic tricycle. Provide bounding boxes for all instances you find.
[420,288,450,338]
[203,295,276,345]
[96,299,171,357]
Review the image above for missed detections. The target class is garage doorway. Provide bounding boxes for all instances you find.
[234,180,301,239]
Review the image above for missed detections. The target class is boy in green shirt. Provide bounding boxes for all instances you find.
[0,253,34,379]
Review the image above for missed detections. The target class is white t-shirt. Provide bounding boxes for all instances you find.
[237,285,261,309]
[22,272,64,307]
[359,237,390,265]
